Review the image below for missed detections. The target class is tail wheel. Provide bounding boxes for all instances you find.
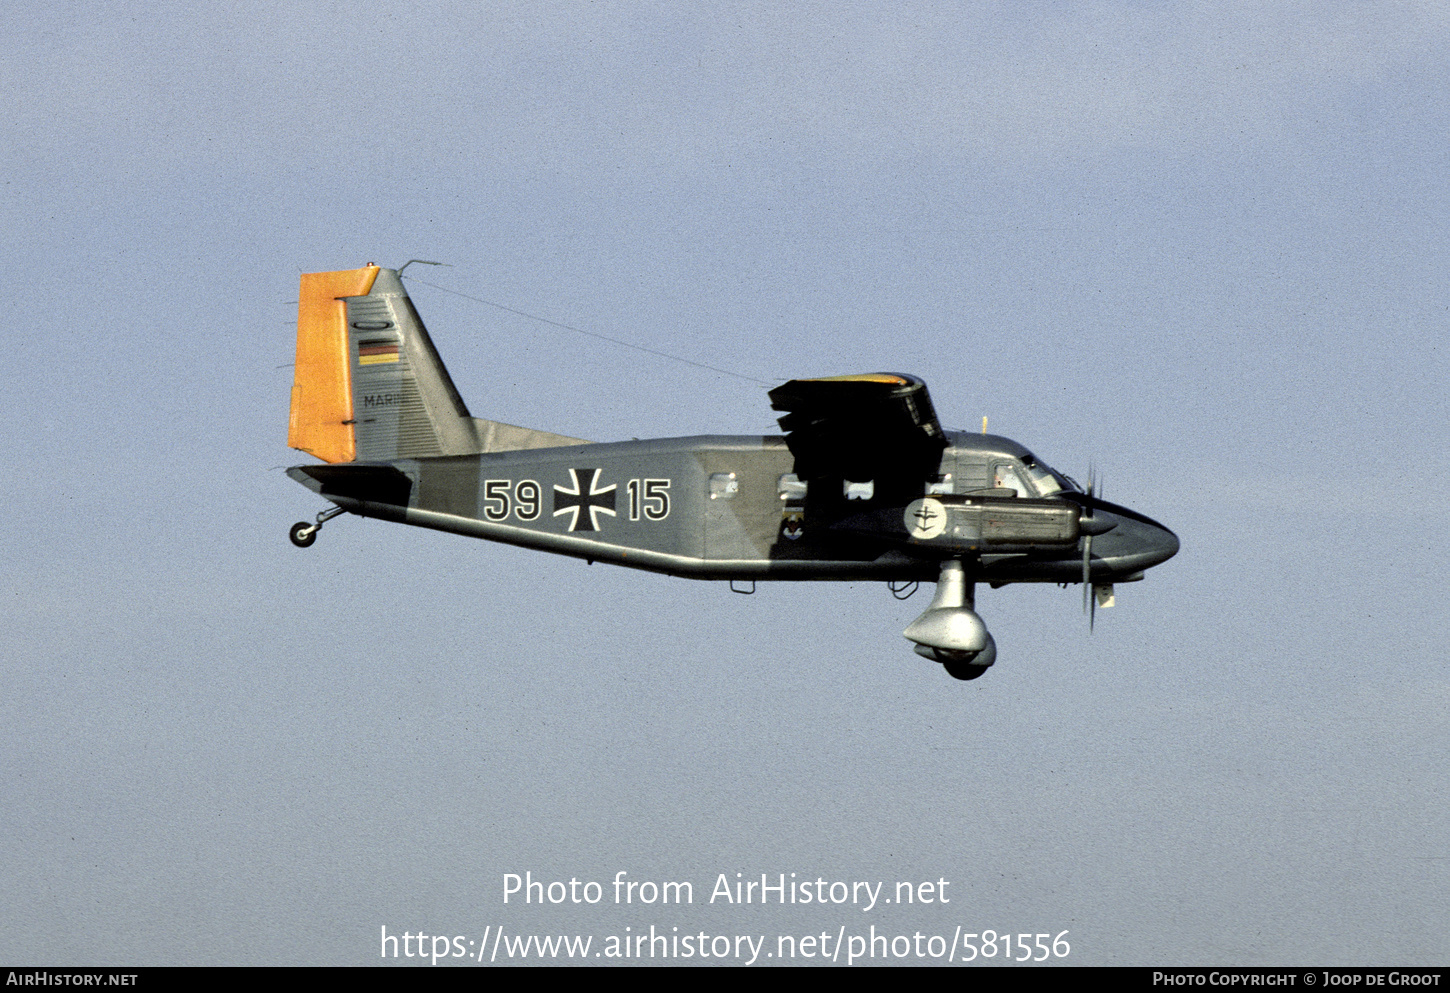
[288,522,317,548]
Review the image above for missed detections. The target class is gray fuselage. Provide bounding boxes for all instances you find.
[289,430,1178,585]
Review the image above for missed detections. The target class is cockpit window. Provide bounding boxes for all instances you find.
[1020,456,1077,496]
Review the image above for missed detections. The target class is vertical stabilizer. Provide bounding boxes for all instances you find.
[288,263,476,461]
[289,264,588,463]
[340,266,480,460]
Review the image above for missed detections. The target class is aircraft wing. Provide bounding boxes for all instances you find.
[768,374,948,497]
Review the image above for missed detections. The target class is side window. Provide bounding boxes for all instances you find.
[777,474,808,503]
[993,462,1029,497]
[709,472,739,500]
[844,480,875,501]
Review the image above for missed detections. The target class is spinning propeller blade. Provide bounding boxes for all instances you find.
[1081,468,1099,630]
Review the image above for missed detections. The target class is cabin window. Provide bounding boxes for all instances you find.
[777,474,808,502]
[709,472,739,500]
[844,480,874,501]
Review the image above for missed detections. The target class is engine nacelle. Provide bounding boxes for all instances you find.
[835,494,1080,556]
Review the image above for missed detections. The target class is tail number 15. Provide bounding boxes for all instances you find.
[627,479,671,521]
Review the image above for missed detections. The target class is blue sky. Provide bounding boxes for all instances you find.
[2,2,1446,965]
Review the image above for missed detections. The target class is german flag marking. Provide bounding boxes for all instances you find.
[358,339,401,365]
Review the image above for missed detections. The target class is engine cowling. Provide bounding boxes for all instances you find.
[837,494,1080,555]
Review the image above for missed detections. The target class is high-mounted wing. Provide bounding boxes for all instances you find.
[768,373,947,504]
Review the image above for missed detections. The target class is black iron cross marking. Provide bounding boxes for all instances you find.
[553,468,617,532]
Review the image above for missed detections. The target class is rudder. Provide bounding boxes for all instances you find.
[288,265,380,463]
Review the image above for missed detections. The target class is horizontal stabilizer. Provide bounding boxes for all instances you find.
[287,464,413,507]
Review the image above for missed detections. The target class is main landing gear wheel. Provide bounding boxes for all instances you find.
[943,657,989,680]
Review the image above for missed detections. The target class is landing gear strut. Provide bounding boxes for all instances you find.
[903,559,998,680]
[288,506,345,548]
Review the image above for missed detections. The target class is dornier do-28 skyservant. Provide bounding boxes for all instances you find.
[285,264,1179,680]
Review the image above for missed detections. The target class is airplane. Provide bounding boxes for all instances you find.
[285,263,1179,680]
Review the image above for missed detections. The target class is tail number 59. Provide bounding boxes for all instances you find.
[483,479,543,521]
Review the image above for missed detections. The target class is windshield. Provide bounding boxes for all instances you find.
[1021,456,1078,496]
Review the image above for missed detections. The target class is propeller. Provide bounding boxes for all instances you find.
[1081,467,1097,627]
[1078,468,1116,630]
